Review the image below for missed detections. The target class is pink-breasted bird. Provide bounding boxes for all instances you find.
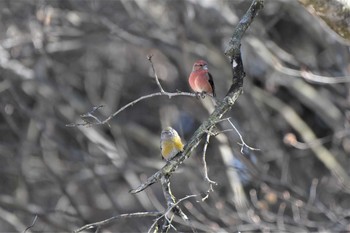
[188,60,216,97]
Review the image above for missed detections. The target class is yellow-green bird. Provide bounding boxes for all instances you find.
[160,127,184,160]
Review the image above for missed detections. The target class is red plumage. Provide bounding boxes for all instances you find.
[188,60,216,97]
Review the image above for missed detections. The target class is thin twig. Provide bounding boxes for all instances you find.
[148,54,165,93]
[75,212,161,233]
[23,215,38,233]
[148,194,198,233]
[101,91,196,124]
[160,176,176,232]
[226,118,260,153]
[159,177,196,233]
[67,91,197,127]
[66,105,104,127]
[201,127,217,201]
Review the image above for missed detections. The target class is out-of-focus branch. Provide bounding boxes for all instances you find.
[246,37,344,131]
[299,0,350,43]
[130,0,264,194]
[246,37,350,84]
[0,45,34,80]
[283,130,350,150]
[252,86,350,192]
[0,206,30,232]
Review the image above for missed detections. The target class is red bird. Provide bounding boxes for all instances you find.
[188,60,216,97]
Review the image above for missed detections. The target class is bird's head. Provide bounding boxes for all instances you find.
[192,60,208,71]
[161,127,178,140]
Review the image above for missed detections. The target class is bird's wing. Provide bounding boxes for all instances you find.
[208,72,216,97]
[160,141,164,160]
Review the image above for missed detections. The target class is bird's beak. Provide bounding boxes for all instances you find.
[203,65,208,70]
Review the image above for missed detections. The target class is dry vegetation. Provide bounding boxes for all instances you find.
[0,0,350,232]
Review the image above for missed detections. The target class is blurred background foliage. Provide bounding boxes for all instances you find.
[0,0,350,232]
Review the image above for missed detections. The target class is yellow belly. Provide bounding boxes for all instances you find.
[161,138,184,160]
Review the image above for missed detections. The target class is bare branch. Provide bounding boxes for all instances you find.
[66,105,105,127]
[74,212,161,233]
[23,215,38,233]
[148,194,198,233]
[130,0,264,194]
[67,91,198,127]
[147,54,165,93]
[226,118,260,153]
[101,91,196,125]
[158,176,194,232]
[225,0,264,59]
[201,127,217,201]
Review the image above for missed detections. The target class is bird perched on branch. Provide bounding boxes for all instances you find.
[188,60,216,98]
[160,127,184,161]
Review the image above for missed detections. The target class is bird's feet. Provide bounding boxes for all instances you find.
[195,92,207,99]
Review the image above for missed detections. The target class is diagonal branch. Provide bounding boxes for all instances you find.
[130,0,264,194]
